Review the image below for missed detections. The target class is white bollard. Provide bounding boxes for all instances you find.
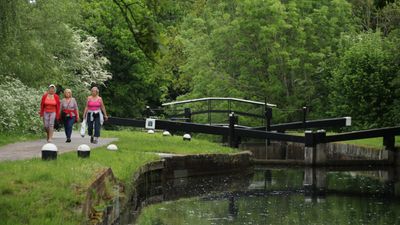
[162,131,171,136]
[77,144,91,158]
[41,143,58,160]
[107,144,118,151]
[183,134,191,141]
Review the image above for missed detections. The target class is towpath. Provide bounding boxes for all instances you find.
[0,132,117,161]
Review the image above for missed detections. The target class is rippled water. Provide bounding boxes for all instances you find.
[129,168,400,225]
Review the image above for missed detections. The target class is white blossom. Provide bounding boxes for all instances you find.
[0,76,42,133]
[72,30,112,87]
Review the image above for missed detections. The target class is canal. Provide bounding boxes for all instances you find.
[123,167,400,225]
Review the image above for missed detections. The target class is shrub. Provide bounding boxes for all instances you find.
[0,76,43,133]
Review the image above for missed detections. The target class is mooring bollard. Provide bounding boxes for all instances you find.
[163,131,171,136]
[107,144,118,151]
[41,143,58,160]
[77,144,90,158]
[183,133,191,141]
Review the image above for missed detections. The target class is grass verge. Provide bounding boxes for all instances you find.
[0,133,42,148]
[0,130,235,225]
[287,132,400,149]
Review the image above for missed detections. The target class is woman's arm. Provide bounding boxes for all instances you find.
[73,98,80,121]
[39,93,47,117]
[83,97,89,119]
[100,98,108,121]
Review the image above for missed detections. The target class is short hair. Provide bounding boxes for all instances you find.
[91,86,99,94]
[64,89,72,95]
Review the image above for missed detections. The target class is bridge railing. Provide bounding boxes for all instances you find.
[253,117,352,132]
[159,97,276,126]
[107,115,400,166]
[106,115,305,148]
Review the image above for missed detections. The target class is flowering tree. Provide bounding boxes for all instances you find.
[0,76,43,133]
[72,31,112,87]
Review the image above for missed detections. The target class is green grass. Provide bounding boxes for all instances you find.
[341,136,400,149]
[0,133,42,147]
[0,130,235,225]
[287,131,400,149]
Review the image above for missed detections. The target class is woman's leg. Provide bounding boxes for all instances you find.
[65,117,75,141]
[64,117,69,138]
[67,117,75,139]
[43,117,49,141]
[87,113,94,142]
[93,116,101,144]
[48,112,55,142]
[94,116,101,138]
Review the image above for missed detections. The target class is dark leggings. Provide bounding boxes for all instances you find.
[87,113,101,137]
[64,116,76,139]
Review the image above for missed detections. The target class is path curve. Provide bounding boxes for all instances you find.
[0,132,118,161]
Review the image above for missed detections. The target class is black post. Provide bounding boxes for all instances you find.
[229,112,237,148]
[304,130,316,165]
[145,106,151,118]
[184,108,192,123]
[208,99,211,125]
[265,107,272,146]
[384,135,396,165]
[302,106,307,129]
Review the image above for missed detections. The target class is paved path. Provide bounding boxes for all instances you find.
[0,132,118,161]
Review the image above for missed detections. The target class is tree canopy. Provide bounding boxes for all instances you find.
[1,0,399,132]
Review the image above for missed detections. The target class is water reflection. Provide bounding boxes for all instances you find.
[127,167,400,225]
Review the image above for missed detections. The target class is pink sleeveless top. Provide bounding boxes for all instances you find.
[87,98,101,111]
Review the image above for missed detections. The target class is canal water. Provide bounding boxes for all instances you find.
[126,167,400,225]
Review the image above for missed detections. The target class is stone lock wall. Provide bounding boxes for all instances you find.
[83,151,254,225]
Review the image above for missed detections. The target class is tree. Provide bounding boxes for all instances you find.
[329,32,400,128]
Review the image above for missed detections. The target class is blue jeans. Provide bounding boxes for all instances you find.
[87,113,101,137]
[64,116,75,139]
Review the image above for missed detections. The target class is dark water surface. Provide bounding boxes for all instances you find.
[127,167,400,225]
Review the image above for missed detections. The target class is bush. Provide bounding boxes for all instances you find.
[0,76,43,133]
[329,32,400,128]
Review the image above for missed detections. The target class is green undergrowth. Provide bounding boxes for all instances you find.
[0,130,235,225]
[0,132,43,148]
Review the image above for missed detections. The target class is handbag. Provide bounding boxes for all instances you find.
[61,99,72,121]
[80,118,87,137]
[54,118,61,131]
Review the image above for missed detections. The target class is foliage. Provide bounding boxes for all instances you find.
[1,0,400,130]
[80,0,164,118]
[0,76,43,133]
[152,0,358,123]
[0,1,112,132]
[329,31,400,128]
[69,30,112,88]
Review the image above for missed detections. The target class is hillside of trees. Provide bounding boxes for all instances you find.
[1,0,399,132]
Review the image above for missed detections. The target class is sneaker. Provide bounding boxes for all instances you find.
[66,139,71,143]
[90,136,94,143]
[93,139,98,144]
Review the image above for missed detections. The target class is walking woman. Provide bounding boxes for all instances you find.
[60,89,79,143]
[83,87,108,144]
[40,84,60,143]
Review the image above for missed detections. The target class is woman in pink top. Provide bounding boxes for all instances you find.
[83,87,108,144]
